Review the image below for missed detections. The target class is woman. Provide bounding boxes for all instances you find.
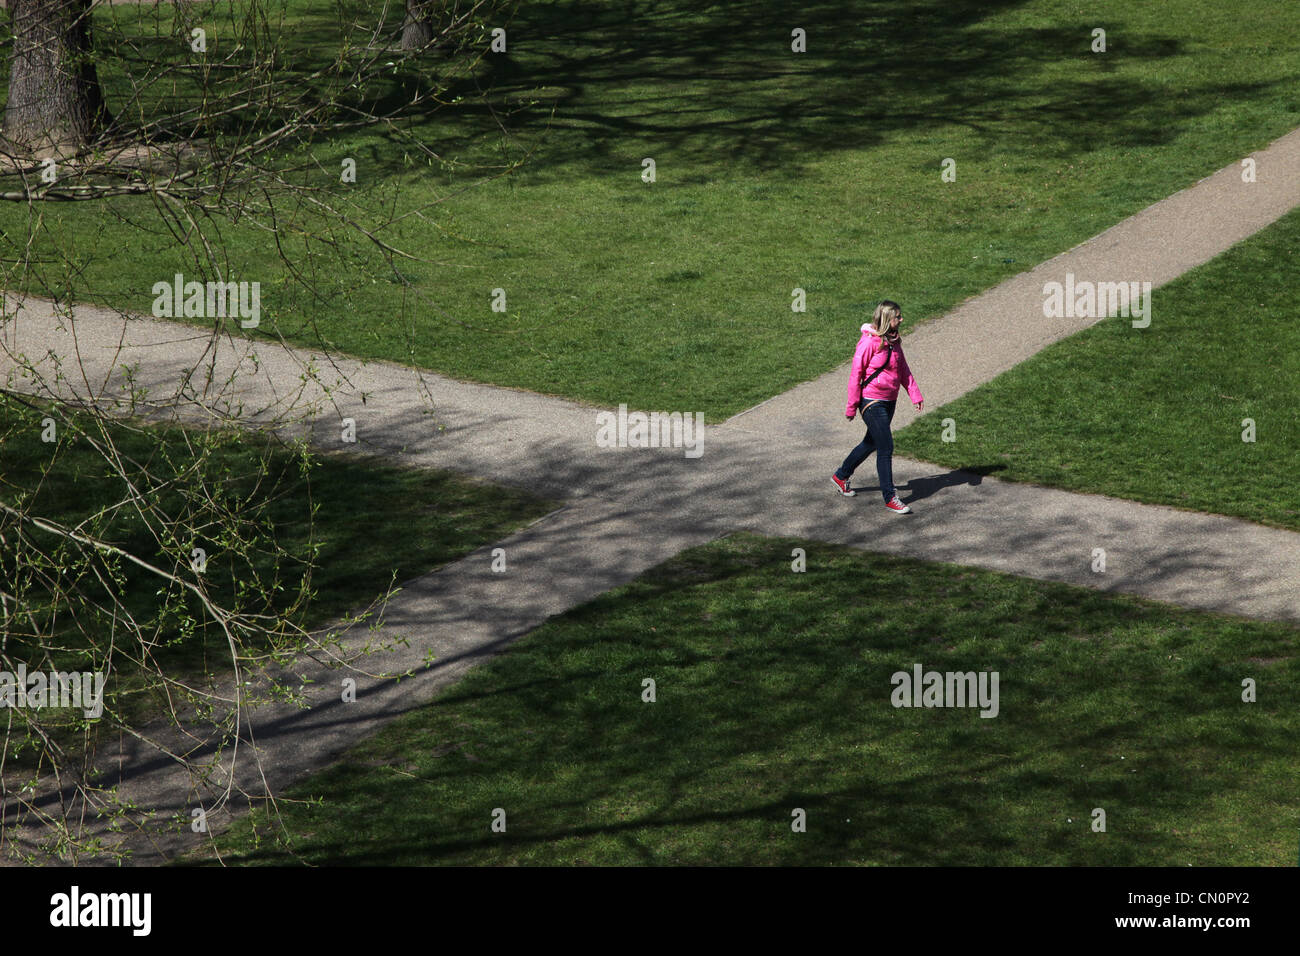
[831,300,924,512]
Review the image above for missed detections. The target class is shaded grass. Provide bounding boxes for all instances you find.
[894,204,1300,531]
[200,533,1299,866]
[0,395,556,755]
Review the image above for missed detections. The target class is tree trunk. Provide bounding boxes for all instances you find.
[400,0,436,51]
[3,0,110,153]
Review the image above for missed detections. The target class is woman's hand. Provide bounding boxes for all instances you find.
[913,400,924,412]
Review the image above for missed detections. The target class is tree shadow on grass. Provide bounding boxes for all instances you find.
[52,2,1290,194]
[188,529,1298,866]
[369,0,1284,181]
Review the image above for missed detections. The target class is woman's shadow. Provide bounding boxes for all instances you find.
[894,464,1008,503]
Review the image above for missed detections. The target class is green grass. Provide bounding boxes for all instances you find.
[200,533,1299,866]
[0,395,555,756]
[3,0,1299,418]
[895,204,1300,531]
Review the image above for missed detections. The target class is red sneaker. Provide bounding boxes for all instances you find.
[885,494,911,514]
[831,474,856,497]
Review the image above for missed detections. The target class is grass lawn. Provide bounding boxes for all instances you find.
[0,395,555,760]
[198,533,1299,866]
[895,205,1300,532]
[2,1,1299,417]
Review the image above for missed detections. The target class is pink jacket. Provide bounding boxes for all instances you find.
[845,326,923,415]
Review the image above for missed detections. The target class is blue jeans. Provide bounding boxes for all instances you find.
[836,399,897,502]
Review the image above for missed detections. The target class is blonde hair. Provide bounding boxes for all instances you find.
[869,300,902,342]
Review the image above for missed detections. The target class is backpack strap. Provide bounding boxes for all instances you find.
[858,343,892,392]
